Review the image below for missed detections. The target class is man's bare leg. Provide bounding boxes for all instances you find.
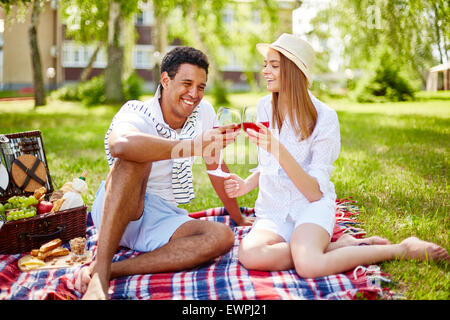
[110,219,234,278]
[82,159,152,299]
[78,215,234,295]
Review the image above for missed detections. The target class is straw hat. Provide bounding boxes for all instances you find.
[256,33,316,87]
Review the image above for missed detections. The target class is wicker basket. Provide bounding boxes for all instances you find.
[0,130,87,254]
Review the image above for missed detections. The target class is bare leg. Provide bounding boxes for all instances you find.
[238,228,391,271]
[238,229,294,271]
[82,159,152,299]
[109,219,234,278]
[290,224,449,278]
[326,234,390,252]
[80,159,235,298]
[78,220,234,295]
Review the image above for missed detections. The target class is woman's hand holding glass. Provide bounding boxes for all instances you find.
[246,122,279,154]
[242,106,276,172]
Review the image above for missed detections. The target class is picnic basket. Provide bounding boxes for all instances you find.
[0,130,87,254]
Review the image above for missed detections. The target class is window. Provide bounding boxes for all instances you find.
[222,8,234,25]
[62,42,107,68]
[135,10,154,26]
[134,45,154,69]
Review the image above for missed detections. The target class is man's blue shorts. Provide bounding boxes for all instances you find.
[91,181,194,252]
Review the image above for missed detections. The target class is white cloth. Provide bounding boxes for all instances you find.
[104,86,217,205]
[153,106,199,204]
[254,93,341,223]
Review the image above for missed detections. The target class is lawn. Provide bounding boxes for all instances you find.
[0,90,448,299]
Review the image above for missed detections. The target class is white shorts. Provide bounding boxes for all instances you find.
[91,181,193,252]
[249,199,336,242]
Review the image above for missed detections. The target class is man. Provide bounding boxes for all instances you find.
[80,46,253,299]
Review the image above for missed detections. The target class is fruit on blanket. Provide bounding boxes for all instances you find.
[37,201,53,214]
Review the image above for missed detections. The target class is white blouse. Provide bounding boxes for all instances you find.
[254,93,341,222]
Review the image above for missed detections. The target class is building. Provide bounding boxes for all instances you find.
[426,62,450,92]
[0,0,298,92]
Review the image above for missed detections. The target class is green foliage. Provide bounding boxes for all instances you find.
[123,71,144,101]
[167,0,280,86]
[60,0,109,43]
[78,75,106,106]
[310,0,448,84]
[51,84,80,101]
[52,72,144,106]
[353,49,416,103]
[210,79,231,106]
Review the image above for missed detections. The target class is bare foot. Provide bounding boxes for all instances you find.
[81,272,109,300]
[400,237,450,262]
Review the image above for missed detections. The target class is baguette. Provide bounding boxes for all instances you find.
[37,246,69,261]
[39,238,62,253]
[51,198,65,212]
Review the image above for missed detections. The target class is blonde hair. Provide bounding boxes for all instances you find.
[272,53,317,140]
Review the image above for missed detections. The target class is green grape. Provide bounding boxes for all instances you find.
[4,203,12,210]
[0,204,5,222]
[24,211,34,219]
[26,196,38,206]
[7,196,17,205]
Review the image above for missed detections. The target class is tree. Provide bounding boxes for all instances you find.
[310,0,449,86]
[1,0,47,107]
[103,0,140,104]
[61,0,139,104]
[150,0,176,89]
[167,0,279,103]
[60,0,109,82]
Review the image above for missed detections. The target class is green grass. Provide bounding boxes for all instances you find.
[0,91,448,299]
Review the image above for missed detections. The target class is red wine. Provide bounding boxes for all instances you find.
[243,122,269,133]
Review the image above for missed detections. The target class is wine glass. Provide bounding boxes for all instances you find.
[206,107,241,178]
[242,106,270,173]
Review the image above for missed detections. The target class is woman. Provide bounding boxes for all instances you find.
[224,33,449,277]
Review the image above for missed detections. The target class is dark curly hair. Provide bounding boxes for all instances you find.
[160,46,209,80]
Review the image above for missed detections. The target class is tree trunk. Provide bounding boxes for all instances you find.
[151,2,168,90]
[80,42,103,82]
[185,5,221,86]
[29,0,46,107]
[105,1,124,103]
[433,3,444,64]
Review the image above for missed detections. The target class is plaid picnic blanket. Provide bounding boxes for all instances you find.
[0,199,395,300]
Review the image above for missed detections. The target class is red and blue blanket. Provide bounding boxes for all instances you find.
[0,199,395,300]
